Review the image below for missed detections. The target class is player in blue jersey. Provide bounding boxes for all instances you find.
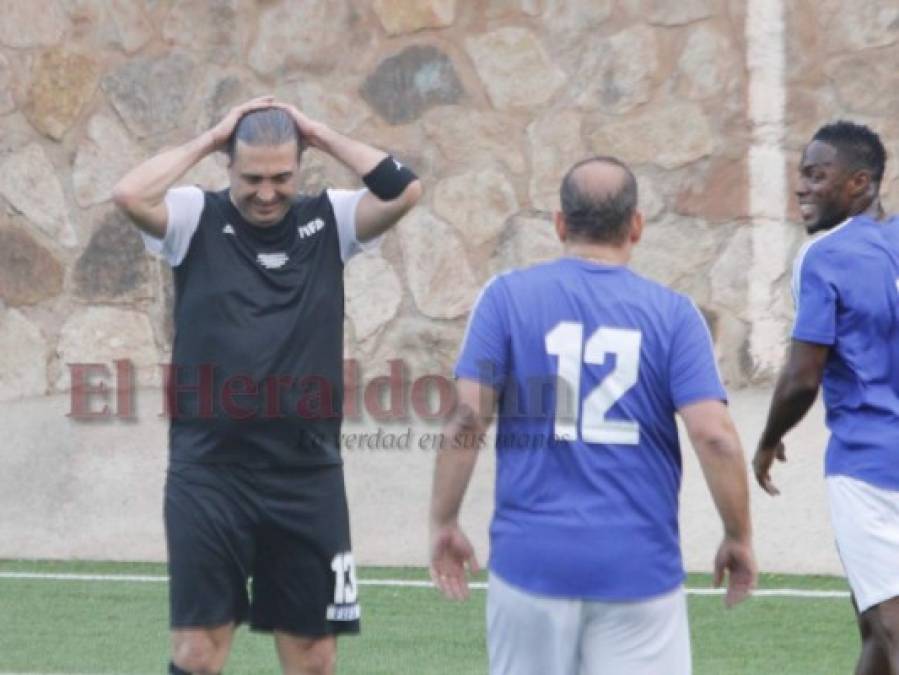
[429,157,756,675]
[754,121,899,675]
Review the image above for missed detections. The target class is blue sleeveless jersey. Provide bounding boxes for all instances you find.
[792,215,899,491]
[456,257,726,600]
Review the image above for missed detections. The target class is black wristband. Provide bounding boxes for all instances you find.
[362,156,417,201]
[169,662,191,675]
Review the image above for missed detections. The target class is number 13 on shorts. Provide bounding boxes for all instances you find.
[545,322,642,444]
[327,552,361,621]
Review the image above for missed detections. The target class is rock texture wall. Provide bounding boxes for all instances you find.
[0,1,897,442]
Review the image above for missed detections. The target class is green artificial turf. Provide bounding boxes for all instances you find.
[0,560,857,674]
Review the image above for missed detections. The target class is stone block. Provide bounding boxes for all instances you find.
[527,110,585,211]
[586,102,717,169]
[0,144,77,247]
[490,211,561,273]
[571,25,659,114]
[422,106,527,174]
[433,168,518,248]
[345,252,403,342]
[372,0,456,34]
[0,222,64,306]
[74,211,152,302]
[397,208,479,319]
[27,47,101,140]
[73,112,143,207]
[465,27,565,109]
[163,0,247,65]
[103,53,195,138]
[248,0,348,76]
[55,307,160,390]
[0,0,67,47]
[642,0,714,25]
[360,45,464,125]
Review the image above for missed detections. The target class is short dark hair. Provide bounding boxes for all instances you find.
[812,120,886,184]
[560,156,638,245]
[226,108,303,162]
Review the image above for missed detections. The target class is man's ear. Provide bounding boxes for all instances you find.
[848,170,873,200]
[554,211,567,243]
[630,210,644,245]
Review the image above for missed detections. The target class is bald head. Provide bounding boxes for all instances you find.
[560,156,638,245]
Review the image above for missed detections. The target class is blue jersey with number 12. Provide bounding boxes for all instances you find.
[455,257,726,600]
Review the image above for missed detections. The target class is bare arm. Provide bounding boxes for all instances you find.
[680,399,756,607]
[278,104,423,242]
[112,133,215,238]
[753,340,829,495]
[112,96,275,238]
[429,379,496,600]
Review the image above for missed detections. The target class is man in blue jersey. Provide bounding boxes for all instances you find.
[429,156,756,675]
[754,121,899,675]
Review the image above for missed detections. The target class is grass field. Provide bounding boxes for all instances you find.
[0,560,858,674]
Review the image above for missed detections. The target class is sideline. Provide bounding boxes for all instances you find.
[0,571,849,598]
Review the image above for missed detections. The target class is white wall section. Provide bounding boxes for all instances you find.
[746,0,790,379]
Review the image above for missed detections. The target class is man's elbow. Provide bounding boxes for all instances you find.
[111,182,137,213]
[444,400,487,448]
[785,371,822,398]
[690,417,742,460]
[407,178,423,204]
[397,179,423,213]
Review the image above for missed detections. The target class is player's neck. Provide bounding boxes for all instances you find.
[858,197,886,222]
[564,242,630,266]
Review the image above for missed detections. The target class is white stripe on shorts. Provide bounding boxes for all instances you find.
[827,474,899,613]
[486,572,691,675]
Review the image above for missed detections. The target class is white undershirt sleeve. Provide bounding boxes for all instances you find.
[327,188,380,263]
[140,186,204,267]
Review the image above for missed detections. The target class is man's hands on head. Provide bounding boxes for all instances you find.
[205,96,327,156]
[753,441,787,496]
[272,102,329,151]
[207,95,276,152]
[113,95,284,238]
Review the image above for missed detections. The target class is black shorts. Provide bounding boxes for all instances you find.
[164,462,360,636]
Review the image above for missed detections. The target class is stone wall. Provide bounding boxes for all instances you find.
[1,0,898,402]
[0,1,897,565]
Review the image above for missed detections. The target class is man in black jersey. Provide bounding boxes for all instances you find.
[113,96,422,675]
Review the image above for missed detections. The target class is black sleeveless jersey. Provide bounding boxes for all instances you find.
[168,189,347,467]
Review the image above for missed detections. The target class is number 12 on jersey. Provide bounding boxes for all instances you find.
[545,322,642,445]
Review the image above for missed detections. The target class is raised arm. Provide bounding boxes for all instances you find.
[680,399,757,607]
[112,96,275,238]
[277,104,422,241]
[753,340,829,495]
[429,378,496,600]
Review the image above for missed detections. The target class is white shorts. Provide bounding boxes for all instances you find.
[487,572,691,675]
[827,474,899,613]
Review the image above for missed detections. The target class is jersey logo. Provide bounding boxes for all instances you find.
[298,218,325,239]
[257,252,289,269]
[222,224,235,236]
